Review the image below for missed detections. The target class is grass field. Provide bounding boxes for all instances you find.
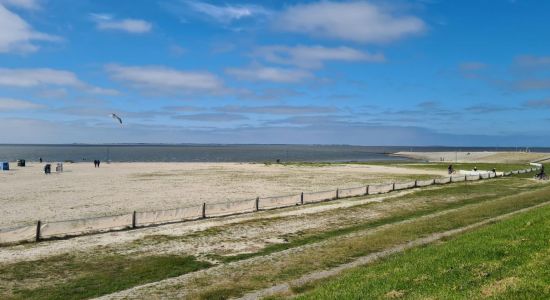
[0,255,210,300]
[291,203,550,299]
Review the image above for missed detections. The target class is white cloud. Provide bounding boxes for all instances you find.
[0,68,82,87]
[85,86,120,96]
[0,97,43,110]
[106,64,225,93]
[91,14,152,34]
[36,88,68,98]
[0,4,60,53]
[254,45,384,69]
[275,1,425,43]
[226,66,312,83]
[183,0,270,23]
[0,67,119,95]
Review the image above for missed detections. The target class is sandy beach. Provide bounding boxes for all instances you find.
[0,162,444,228]
[393,151,550,163]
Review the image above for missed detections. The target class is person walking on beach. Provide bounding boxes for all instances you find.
[39,157,43,163]
[97,160,100,167]
[448,164,454,174]
[93,160,98,168]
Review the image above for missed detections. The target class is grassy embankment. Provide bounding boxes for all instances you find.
[290,202,550,299]
[181,182,549,299]
[265,161,530,173]
[0,171,546,299]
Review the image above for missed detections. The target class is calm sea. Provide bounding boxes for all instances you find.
[1,144,549,163]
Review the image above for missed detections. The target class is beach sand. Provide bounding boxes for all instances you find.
[393,151,550,163]
[0,162,443,228]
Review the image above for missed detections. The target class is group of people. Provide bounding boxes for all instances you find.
[93,160,101,168]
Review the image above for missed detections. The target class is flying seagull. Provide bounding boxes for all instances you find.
[110,113,123,126]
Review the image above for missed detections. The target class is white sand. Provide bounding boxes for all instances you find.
[0,162,443,228]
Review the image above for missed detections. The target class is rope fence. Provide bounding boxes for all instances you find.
[0,167,540,246]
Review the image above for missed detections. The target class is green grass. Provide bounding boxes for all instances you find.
[402,162,529,172]
[292,204,550,299]
[182,185,550,299]
[1,255,211,300]
[208,177,543,263]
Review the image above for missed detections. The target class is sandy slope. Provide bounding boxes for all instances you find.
[0,162,442,228]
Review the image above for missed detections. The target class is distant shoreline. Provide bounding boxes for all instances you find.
[2,144,550,163]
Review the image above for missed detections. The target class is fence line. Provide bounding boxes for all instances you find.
[0,167,540,246]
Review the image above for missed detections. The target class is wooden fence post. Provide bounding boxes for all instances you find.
[336,188,339,199]
[392,183,395,191]
[300,192,304,205]
[202,203,206,218]
[35,220,41,242]
[132,211,137,228]
[365,185,369,195]
[255,197,260,211]
[414,180,418,187]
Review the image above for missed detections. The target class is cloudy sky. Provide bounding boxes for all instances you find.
[1,0,549,146]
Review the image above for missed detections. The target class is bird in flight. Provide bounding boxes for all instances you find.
[110,113,123,126]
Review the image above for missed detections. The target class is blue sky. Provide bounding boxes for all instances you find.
[1,0,549,146]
